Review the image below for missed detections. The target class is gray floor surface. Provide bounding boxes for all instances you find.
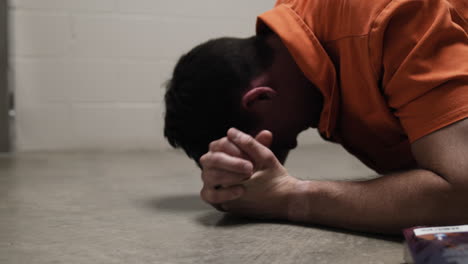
[0,143,405,264]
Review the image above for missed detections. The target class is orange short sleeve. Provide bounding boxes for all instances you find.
[378,0,468,142]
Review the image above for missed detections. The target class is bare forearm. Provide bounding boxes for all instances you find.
[288,169,468,234]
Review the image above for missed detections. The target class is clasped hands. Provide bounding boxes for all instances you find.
[199,128,302,220]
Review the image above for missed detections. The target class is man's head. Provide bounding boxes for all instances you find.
[164,35,274,165]
[164,33,323,166]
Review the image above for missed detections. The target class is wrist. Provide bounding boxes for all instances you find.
[287,180,313,222]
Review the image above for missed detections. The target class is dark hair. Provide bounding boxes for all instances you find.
[164,35,274,166]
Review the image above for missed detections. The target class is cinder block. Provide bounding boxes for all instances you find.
[13,59,71,106]
[157,60,176,102]
[71,103,164,150]
[67,59,164,103]
[117,0,272,18]
[16,104,73,151]
[10,0,116,11]
[10,0,325,151]
[71,15,254,59]
[10,11,71,56]
[13,58,166,104]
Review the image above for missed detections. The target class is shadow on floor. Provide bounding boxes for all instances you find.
[196,211,257,227]
[146,194,403,243]
[145,194,212,212]
[196,211,403,243]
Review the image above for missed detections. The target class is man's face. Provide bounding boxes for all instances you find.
[248,80,320,164]
[245,33,323,164]
[258,47,322,163]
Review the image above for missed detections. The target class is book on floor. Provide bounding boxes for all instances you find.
[403,224,468,264]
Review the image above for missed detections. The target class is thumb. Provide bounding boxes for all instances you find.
[255,130,273,148]
[227,128,278,168]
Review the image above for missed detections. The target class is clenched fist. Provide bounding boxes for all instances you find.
[199,128,302,220]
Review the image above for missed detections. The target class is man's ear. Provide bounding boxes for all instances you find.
[241,86,277,111]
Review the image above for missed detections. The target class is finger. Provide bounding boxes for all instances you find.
[202,168,251,187]
[200,152,253,174]
[209,137,247,159]
[227,128,278,168]
[255,130,273,148]
[200,185,245,204]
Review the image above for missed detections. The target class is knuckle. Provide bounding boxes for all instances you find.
[200,170,210,183]
[201,188,216,203]
[200,153,223,168]
[209,153,221,165]
[216,138,232,153]
[219,137,228,146]
[202,170,220,185]
[200,188,209,202]
[236,160,249,171]
[243,135,255,147]
[199,153,210,165]
[209,172,223,183]
[209,192,221,204]
[209,140,220,150]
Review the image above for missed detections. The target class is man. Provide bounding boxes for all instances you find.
[164,0,468,234]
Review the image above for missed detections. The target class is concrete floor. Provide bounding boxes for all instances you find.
[0,143,405,264]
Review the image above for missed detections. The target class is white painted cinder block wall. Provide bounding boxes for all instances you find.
[9,0,323,151]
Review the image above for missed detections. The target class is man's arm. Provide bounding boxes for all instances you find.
[289,119,468,234]
[199,121,468,234]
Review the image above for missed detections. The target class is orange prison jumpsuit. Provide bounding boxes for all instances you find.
[257,0,468,173]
